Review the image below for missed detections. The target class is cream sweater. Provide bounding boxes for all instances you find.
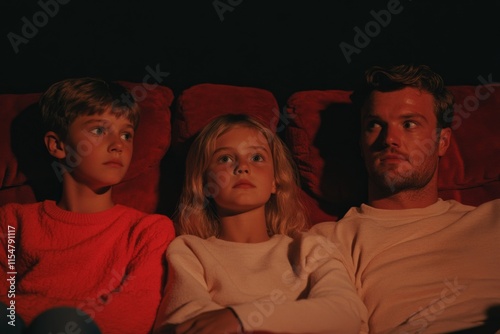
[311,199,500,334]
[154,233,367,333]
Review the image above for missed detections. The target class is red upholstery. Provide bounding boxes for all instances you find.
[285,85,500,223]
[0,82,173,213]
[2,82,499,223]
[172,83,280,146]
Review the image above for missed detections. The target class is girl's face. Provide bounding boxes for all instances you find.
[205,125,276,217]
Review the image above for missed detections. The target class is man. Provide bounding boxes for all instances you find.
[311,64,500,333]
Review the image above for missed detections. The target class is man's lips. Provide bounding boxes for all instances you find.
[380,153,407,161]
[376,151,408,164]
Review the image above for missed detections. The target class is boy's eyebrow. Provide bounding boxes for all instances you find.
[82,119,135,129]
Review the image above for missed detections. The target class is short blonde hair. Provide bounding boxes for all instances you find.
[177,114,308,238]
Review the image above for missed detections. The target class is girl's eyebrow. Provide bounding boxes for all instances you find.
[213,145,269,154]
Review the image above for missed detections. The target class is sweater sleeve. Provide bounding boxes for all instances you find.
[79,214,175,334]
[153,237,225,333]
[0,204,18,299]
[230,233,368,334]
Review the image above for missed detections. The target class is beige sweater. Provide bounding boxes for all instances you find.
[311,199,500,334]
[154,233,367,333]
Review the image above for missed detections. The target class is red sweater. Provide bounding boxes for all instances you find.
[0,200,175,334]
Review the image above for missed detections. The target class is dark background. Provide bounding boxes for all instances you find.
[1,0,499,106]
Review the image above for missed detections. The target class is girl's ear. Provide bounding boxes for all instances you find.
[44,131,67,159]
[271,180,277,194]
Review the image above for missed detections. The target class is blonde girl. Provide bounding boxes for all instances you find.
[154,114,366,334]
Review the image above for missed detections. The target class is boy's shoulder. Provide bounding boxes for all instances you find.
[0,201,43,215]
[115,204,175,234]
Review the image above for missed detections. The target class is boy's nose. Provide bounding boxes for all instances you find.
[108,135,123,152]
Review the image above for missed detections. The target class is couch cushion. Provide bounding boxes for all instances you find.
[172,83,281,146]
[285,85,500,223]
[0,82,174,213]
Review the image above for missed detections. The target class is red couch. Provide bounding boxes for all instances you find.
[1,82,500,225]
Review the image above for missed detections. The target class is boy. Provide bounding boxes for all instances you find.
[0,78,175,333]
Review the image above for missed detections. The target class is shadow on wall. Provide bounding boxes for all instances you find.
[314,104,367,218]
[11,104,61,202]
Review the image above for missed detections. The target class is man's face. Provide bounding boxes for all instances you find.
[360,87,450,195]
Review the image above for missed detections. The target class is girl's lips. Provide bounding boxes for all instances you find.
[233,180,255,188]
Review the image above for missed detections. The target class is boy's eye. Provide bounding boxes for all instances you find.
[90,127,105,135]
[121,132,133,141]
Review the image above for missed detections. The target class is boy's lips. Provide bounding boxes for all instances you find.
[103,160,124,167]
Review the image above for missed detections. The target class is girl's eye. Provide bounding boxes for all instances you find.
[90,127,105,135]
[121,132,133,141]
[251,154,264,162]
[217,155,234,164]
[403,120,417,129]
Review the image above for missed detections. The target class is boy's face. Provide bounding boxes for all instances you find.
[61,109,134,191]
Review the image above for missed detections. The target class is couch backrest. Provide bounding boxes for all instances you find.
[0,82,174,213]
[285,85,500,223]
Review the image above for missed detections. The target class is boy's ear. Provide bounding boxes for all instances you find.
[44,131,67,159]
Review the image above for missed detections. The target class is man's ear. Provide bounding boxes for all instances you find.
[44,131,67,159]
[438,127,452,157]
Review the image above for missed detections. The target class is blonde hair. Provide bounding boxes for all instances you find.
[177,114,308,238]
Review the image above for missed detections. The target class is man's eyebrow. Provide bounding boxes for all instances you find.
[400,113,429,123]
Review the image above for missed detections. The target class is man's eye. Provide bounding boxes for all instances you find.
[366,121,381,130]
[403,121,417,129]
[90,127,105,135]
